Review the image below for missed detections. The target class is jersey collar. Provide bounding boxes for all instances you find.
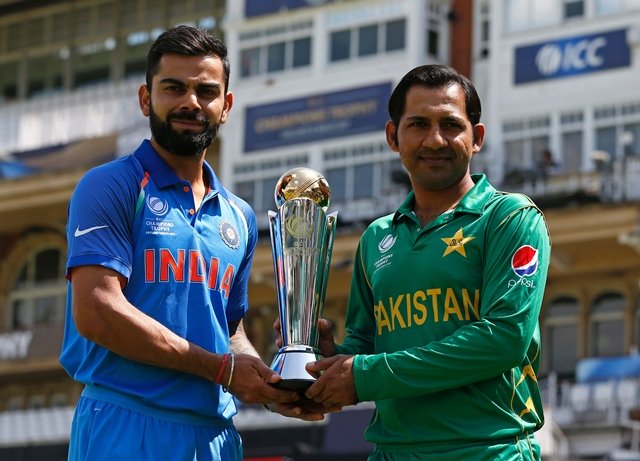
[393,174,496,224]
[133,140,224,196]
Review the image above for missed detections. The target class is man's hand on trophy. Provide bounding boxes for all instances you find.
[304,355,358,408]
[265,399,341,421]
[316,318,338,357]
[226,354,299,405]
[273,317,337,358]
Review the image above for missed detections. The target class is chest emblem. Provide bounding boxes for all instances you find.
[441,228,475,257]
[219,220,240,249]
[378,234,397,253]
[147,195,169,216]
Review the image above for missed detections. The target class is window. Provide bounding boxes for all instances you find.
[559,111,585,173]
[0,60,19,102]
[292,37,312,68]
[329,19,406,63]
[590,292,625,357]
[502,116,551,182]
[623,122,640,157]
[27,53,65,97]
[426,1,446,58]
[239,21,312,78]
[323,142,405,222]
[358,25,378,57]
[564,0,585,19]
[541,297,579,378]
[561,131,583,172]
[50,392,70,408]
[6,396,25,411]
[595,0,624,15]
[385,19,405,52]
[477,1,491,59]
[9,247,66,330]
[267,42,286,73]
[28,394,46,410]
[504,0,556,32]
[330,30,351,61]
[594,102,640,166]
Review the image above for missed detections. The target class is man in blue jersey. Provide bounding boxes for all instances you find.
[60,25,300,461]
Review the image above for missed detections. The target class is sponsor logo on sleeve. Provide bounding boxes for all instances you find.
[74,225,108,237]
[508,245,539,288]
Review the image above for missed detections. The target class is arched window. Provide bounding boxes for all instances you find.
[8,246,66,330]
[590,292,625,357]
[541,296,579,378]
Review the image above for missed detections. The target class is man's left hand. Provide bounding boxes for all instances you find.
[304,355,358,408]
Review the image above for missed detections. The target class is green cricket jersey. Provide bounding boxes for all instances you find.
[337,174,550,456]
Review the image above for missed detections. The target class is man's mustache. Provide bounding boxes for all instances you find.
[168,111,209,124]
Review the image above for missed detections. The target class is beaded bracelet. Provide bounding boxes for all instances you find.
[223,353,235,392]
[214,353,230,385]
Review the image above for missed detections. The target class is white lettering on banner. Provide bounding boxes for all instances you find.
[536,37,607,76]
[0,331,33,360]
[563,37,606,70]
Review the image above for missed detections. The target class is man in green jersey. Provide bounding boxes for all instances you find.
[276,64,551,460]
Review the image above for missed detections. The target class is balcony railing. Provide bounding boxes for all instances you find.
[500,157,640,207]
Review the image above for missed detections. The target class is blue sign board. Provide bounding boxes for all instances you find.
[245,0,335,18]
[514,29,630,84]
[244,82,392,153]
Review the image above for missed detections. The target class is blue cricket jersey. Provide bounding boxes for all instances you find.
[60,140,258,422]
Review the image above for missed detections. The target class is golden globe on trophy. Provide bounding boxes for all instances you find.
[268,167,337,390]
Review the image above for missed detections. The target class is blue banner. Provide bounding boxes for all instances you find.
[245,0,335,18]
[576,355,640,383]
[514,29,630,84]
[244,82,392,153]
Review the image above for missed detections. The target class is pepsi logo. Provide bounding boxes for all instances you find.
[511,245,539,278]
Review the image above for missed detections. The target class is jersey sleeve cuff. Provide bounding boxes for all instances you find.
[352,354,373,402]
[66,254,132,279]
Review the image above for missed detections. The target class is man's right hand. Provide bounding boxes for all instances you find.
[225,353,299,405]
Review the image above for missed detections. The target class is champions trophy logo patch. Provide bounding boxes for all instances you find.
[219,220,240,249]
[146,195,169,216]
[378,234,397,254]
[511,245,539,277]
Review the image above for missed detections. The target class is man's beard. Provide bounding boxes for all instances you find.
[149,104,219,158]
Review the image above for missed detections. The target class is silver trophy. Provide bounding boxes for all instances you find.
[268,167,337,390]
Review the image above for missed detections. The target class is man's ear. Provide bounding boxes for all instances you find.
[472,123,486,153]
[385,120,399,152]
[220,91,234,124]
[138,84,151,117]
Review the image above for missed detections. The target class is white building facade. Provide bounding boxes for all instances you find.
[475,0,640,191]
[220,0,454,230]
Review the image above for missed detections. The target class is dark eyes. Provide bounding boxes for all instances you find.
[408,121,462,129]
[162,85,217,98]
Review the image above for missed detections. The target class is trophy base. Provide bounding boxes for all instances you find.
[270,346,323,391]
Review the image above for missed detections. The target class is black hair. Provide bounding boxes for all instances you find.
[146,25,230,92]
[388,64,481,127]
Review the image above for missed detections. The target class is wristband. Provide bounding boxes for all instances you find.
[214,353,230,385]
[223,353,235,392]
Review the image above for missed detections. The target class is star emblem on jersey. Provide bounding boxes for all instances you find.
[219,221,240,249]
[441,228,475,257]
